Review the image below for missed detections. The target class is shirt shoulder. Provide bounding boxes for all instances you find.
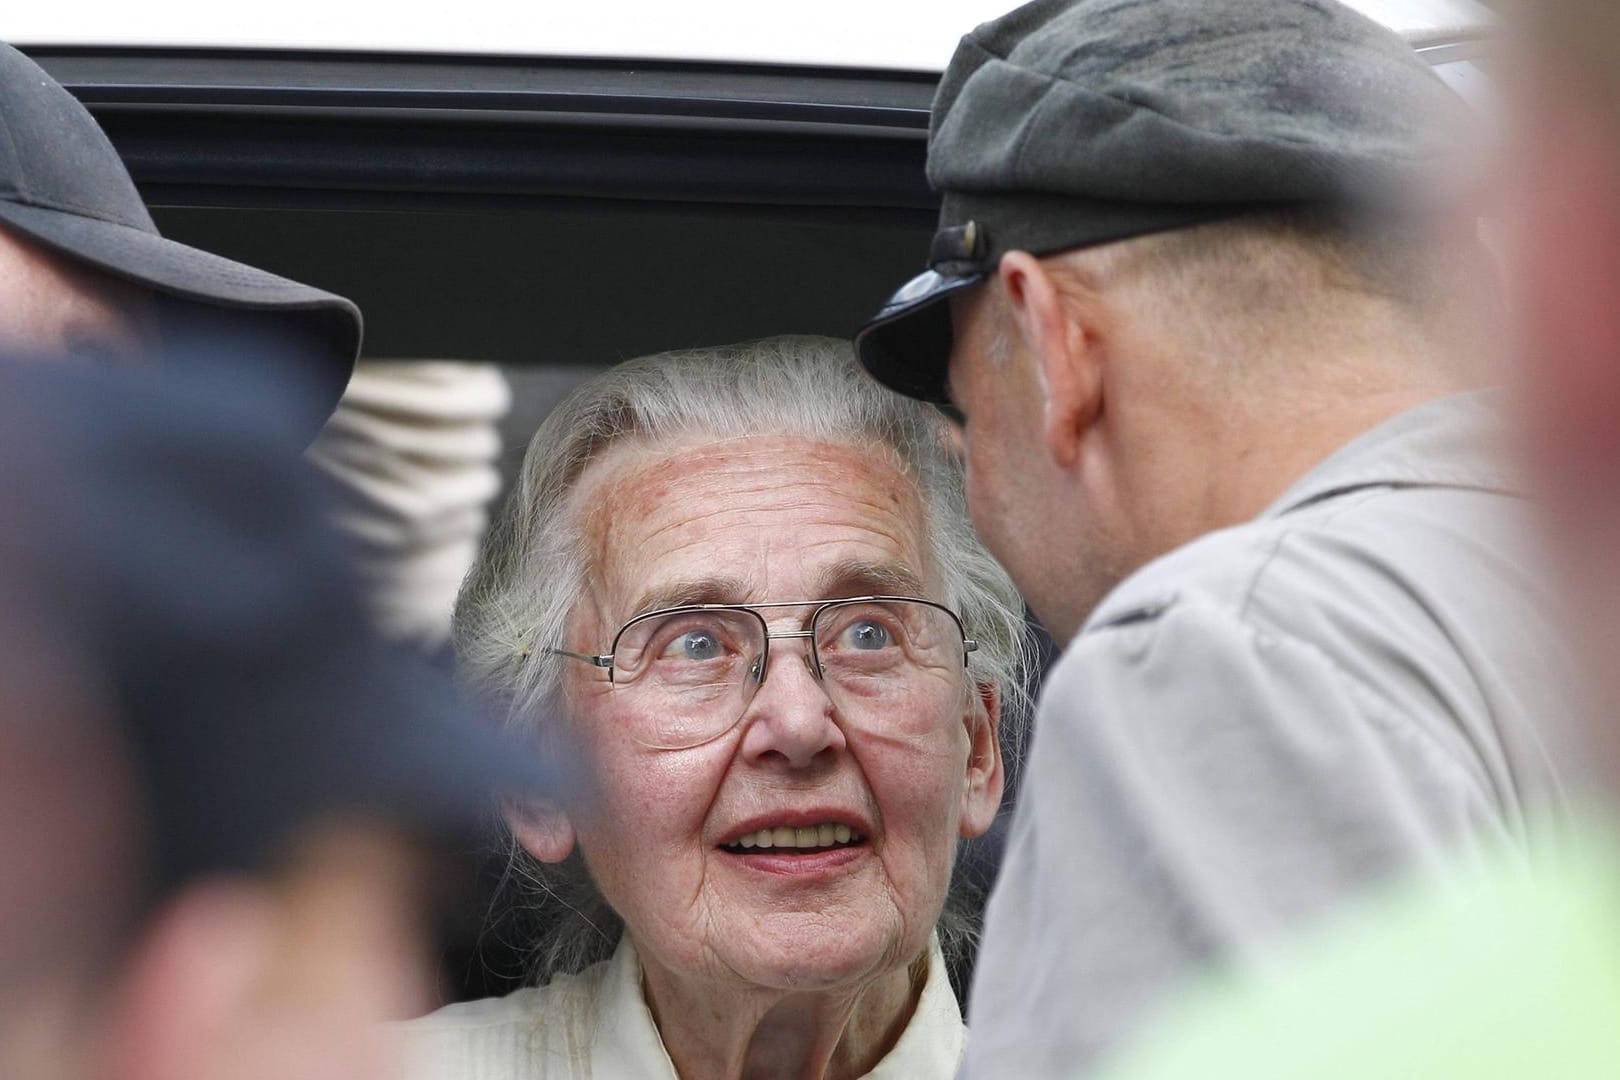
[1058,478,1569,832]
[1088,480,1532,641]
[393,963,614,1080]
[404,987,553,1034]
[1078,479,1552,723]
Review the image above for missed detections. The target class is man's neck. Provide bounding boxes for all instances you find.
[1196,387,1454,530]
[1094,378,1465,614]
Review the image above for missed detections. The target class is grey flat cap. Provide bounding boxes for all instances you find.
[856,0,1473,404]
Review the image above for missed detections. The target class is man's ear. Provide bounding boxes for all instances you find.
[959,682,1006,839]
[998,250,1102,469]
[503,796,577,863]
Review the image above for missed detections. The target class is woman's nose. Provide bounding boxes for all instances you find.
[736,641,846,769]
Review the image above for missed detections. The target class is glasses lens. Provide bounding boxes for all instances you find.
[813,600,967,725]
[612,608,765,749]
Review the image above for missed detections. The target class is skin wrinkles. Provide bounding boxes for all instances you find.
[619,483,908,582]
[580,436,923,634]
[517,432,1002,1080]
[613,561,934,641]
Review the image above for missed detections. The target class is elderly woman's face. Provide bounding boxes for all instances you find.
[525,433,1002,995]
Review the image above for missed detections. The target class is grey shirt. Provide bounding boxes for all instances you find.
[963,392,1576,1077]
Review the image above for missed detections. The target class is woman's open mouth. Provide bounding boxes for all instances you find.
[720,823,866,853]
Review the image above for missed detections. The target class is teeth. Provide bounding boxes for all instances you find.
[725,823,863,851]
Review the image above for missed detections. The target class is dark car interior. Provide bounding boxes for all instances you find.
[38,51,939,360]
[37,49,948,490]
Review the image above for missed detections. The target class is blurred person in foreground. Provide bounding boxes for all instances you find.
[0,41,359,432]
[400,336,1030,1079]
[0,41,506,662]
[1513,0,1620,786]
[1070,4,1620,1074]
[855,0,1577,1073]
[0,40,513,653]
[0,356,549,1080]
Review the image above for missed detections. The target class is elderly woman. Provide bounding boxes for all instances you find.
[403,336,1028,1079]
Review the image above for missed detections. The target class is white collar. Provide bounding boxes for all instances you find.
[589,935,966,1078]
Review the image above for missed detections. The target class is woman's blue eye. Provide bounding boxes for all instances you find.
[670,630,723,661]
[843,621,891,650]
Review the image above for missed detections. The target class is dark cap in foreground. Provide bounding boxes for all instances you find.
[0,356,553,900]
[0,43,363,435]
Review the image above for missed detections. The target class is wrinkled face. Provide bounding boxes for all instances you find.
[549,434,1000,994]
[0,226,158,368]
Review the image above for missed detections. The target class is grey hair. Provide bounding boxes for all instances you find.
[455,334,1030,987]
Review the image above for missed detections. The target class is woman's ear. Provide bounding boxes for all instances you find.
[959,682,1006,839]
[504,796,577,863]
[998,250,1103,470]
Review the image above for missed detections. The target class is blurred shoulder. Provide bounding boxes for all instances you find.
[1100,825,1620,1079]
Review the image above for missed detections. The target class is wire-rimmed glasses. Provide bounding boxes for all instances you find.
[549,595,978,750]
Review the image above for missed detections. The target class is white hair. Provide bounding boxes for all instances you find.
[455,334,1030,985]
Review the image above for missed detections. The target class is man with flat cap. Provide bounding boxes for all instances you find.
[857,0,1578,1073]
[0,42,358,430]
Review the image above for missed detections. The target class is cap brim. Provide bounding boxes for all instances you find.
[0,201,360,429]
[855,266,986,406]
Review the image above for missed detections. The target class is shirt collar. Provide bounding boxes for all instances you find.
[589,935,966,1077]
[588,937,679,1077]
[1260,390,1521,521]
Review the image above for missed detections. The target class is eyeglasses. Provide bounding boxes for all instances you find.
[549,595,978,750]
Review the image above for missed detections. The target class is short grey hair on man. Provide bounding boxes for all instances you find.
[454,334,1031,986]
[1042,208,1490,387]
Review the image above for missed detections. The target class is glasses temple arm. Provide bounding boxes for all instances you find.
[544,647,614,668]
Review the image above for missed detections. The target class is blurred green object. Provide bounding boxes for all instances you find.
[1103,820,1620,1079]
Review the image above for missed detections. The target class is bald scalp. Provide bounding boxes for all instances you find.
[1031,210,1485,401]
